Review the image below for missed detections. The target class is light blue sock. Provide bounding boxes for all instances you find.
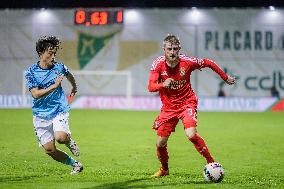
[61,154,77,167]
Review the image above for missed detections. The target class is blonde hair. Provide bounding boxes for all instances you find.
[163,34,181,47]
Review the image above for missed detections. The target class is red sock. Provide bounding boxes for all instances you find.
[156,144,169,170]
[189,133,215,163]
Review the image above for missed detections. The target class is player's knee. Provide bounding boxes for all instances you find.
[56,135,68,144]
[157,143,165,148]
[187,133,196,140]
[185,127,197,139]
[44,147,56,155]
[157,139,168,148]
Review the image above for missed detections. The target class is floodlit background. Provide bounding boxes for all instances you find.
[0,4,283,111]
[0,1,284,189]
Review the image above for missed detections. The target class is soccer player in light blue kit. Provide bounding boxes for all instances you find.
[25,36,83,174]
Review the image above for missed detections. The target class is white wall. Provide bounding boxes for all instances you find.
[0,8,283,97]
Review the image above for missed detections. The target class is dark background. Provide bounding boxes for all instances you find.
[1,0,284,9]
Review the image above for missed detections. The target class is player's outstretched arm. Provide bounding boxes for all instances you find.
[202,59,236,85]
[30,75,64,99]
[66,72,77,96]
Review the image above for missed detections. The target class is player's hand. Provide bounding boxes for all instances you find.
[54,75,64,88]
[70,87,77,96]
[68,87,77,104]
[163,78,174,88]
[226,75,236,85]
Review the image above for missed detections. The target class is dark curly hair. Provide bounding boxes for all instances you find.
[36,36,60,56]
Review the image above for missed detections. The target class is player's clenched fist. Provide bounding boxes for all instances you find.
[54,75,64,88]
[163,78,174,88]
[226,75,236,85]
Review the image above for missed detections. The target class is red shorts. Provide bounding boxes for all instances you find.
[153,103,198,137]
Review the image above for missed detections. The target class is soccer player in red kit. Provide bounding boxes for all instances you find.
[148,34,236,177]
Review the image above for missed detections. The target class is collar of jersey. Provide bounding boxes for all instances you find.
[37,61,55,70]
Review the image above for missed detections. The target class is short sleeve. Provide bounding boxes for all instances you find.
[62,64,69,76]
[25,69,38,91]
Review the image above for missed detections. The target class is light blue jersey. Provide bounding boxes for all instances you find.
[25,61,70,120]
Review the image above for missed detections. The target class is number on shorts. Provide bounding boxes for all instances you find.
[187,108,197,121]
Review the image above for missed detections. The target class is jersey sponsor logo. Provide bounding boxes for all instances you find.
[180,67,185,76]
[170,79,187,90]
[161,71,168,76]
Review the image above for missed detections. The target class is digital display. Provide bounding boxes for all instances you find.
[74,10,123,26]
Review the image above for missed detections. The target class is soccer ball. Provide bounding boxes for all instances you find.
[203,162,224,183]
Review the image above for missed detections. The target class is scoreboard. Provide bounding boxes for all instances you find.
[74,9,123,26]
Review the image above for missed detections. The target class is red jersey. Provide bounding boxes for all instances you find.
[148,54,228,110]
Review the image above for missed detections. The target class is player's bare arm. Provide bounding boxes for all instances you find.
[30,75,64,99]
[66,72,77,96]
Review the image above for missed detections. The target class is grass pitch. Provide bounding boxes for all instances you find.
[0,109,283,189]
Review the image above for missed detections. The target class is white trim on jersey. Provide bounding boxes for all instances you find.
[151,56,165,71]
[179,54,204,67]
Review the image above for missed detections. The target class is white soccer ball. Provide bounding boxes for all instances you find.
[203,162,225,183]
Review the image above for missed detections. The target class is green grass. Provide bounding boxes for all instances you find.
[0,109,284,188]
